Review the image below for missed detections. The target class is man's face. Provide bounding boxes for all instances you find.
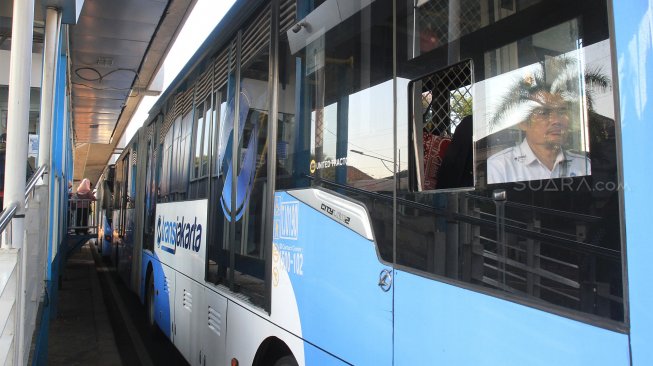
[519,94,570,149]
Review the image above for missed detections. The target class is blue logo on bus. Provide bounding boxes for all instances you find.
[218,84,259,223]
[156,215,202,255]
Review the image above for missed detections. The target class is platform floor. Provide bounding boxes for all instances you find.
[47,243,122,366]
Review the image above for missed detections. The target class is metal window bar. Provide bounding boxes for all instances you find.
[421,61,472,137]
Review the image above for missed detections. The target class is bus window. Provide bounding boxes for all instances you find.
[158,114,178,201]
[282,0,396,262]
[207,60,231,286]
[175,111,193,199]
[275,35,301,191]
[230,34,271,307]
[190,95,212,199]
[206,9,272,307]
[397,3,624,324]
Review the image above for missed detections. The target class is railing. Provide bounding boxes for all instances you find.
[68,197,97,235]
[0,164,48,366]
[0,165,47,248]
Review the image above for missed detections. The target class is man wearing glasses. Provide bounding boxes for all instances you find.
[487,92,591,184]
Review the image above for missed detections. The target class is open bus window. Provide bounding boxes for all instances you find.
[409,60,474,191]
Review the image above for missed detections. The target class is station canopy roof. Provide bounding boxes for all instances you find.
[1,0,197,185]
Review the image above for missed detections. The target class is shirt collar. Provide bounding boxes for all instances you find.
[518,138,565,168]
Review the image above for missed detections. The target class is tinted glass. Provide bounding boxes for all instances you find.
[281,0,396,260]
[231,46,271,307]
[409,0,543,59]
[193,103,205,179]
[397,0,623,323]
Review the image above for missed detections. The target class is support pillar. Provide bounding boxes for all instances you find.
[38,7,62,171]
[5,0,34,248]
[6,1,34,363]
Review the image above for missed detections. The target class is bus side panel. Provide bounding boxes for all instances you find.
[226,301,305,366]
[303,339,348,366]
[394,271,630,365]
[202,287,228,366]
[612,1,653,364]
[271,191,392,366]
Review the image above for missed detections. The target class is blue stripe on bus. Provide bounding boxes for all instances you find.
[160,246,175,255]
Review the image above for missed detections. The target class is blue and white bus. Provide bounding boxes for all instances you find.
[107,0,653,364]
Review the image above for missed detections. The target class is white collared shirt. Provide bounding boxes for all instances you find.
[487,139,591,184]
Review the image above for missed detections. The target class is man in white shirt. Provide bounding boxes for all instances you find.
[487,93,591,184]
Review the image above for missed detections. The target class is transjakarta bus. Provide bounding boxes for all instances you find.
[107,0,653,364]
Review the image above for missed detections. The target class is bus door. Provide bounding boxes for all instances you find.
[392,1,629,364]
[117,143,136,284]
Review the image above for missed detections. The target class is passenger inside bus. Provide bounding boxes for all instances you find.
[487,91,591,184]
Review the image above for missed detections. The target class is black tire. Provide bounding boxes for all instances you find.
[274,355,298,366]
[146,273,156,330]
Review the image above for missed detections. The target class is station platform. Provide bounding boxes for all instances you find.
[47,241,122,365]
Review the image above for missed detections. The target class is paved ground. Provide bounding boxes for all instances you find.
[48,243,122,366]
[47,241,187,366]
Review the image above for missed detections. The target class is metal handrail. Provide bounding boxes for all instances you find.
[0,202,18,237]
[0,164,48,241]
[24,165,47,201]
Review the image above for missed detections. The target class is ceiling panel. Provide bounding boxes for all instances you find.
[71,38,149,58]
[73,113,121,121]
[69,0,169,148]
[72,17,156,44]
[70,87,130,100]
[79,0,168,25]
[71,52,143,71]
[73,98,124,109]
[71,0,196,184]
[71,76,134,90]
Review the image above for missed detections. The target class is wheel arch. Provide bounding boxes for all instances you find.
[143,260,153,299]
[252,336,295,366]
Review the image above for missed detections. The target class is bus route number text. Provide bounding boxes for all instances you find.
[277,247,304,276]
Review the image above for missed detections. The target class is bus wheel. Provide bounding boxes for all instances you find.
[146,274,156,329]
[273,355,298,366]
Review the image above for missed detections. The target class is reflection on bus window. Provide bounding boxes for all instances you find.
[410,0,543,59]
[475,19,608,186]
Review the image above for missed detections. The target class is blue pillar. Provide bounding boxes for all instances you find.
[612,1,653,364]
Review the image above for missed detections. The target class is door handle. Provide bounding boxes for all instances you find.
[378,269,392,292]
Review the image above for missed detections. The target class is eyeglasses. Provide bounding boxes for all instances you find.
[531,106,570,120]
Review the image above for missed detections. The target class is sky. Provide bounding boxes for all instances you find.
[117,0,236,153]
